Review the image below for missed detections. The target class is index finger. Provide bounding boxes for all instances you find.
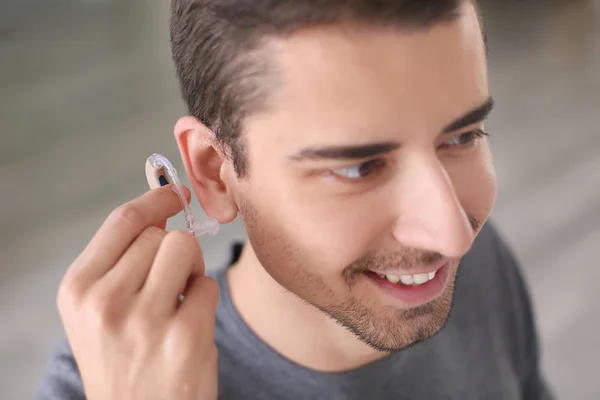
[69,184,191,288]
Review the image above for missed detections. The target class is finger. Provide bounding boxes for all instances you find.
[67,185,191,291]
[156,219,168,231]
[98,226,167,298]
[138,230,206,320]
[174,275,219,341]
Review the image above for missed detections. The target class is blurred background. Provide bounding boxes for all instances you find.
[1,0,599,398]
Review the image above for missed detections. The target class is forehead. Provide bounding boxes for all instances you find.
[246,3,488,148]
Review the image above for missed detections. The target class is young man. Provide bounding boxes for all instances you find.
[38,0,554,398]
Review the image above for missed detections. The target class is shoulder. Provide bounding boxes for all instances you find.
[37,339,85,400]
[462,221,536,321]
[457,220,534,326]
[456,221,542,383]
[458,220,531,301]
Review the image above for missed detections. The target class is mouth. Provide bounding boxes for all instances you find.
[363,261,451,308]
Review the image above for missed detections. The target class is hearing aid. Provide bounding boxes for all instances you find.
[145,153,220,237]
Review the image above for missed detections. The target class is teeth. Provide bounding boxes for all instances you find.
[382,271,437,286]
[413,273,429,285]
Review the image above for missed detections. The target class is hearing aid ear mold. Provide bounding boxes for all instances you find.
[145,153,220,237]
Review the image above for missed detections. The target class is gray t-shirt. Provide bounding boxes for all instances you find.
[37,222,554,399]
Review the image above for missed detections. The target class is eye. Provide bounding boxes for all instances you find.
[331,159,385,181]
[443,129,489,148]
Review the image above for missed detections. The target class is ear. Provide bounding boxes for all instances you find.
[174,116,238,224]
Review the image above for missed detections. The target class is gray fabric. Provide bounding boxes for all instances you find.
[37,222,554,399]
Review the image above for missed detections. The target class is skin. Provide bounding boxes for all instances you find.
[58,186,220,399]
[176,1,496,372]
[57,2,496,399]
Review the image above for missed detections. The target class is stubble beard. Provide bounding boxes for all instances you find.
[238,195,475,353]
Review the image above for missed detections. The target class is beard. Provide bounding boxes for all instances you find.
[238,195,481,352]
[322,250,458,352]
[314,273,456,352]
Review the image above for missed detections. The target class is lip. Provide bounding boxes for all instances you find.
[368,259,449,277]
[364,261,451,308]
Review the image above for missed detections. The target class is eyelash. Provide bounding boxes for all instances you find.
[440,129,489,148]
[330,129,489,182]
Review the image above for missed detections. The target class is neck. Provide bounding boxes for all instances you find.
[226,242,390,372]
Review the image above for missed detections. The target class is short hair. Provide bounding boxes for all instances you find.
[170,0,467,178]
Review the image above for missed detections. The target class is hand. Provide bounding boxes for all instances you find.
[57,185,219,400]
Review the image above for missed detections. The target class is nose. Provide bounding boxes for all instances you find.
[391,152,474,259]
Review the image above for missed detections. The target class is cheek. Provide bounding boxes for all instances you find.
[448,144,498,225]
[247,169,373,277]
[307,206,376,273]
[238,184,352,302]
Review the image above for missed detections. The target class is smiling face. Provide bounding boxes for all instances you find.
[220,3,496,351]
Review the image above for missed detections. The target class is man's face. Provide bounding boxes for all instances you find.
[230,3,496,351]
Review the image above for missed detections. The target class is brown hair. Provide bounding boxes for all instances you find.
[170,0,466,178]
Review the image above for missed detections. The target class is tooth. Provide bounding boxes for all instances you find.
[413,273,430,285]
[385,274,401,284]
[428,271,436,280]
[399,275,414,285]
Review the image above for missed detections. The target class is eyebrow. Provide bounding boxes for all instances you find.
[289,97,494,162]
[442,97,494,133]
[289,141,401,161]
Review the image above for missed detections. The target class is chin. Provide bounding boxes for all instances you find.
[372,298,454,352]
[319,277,457,353]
